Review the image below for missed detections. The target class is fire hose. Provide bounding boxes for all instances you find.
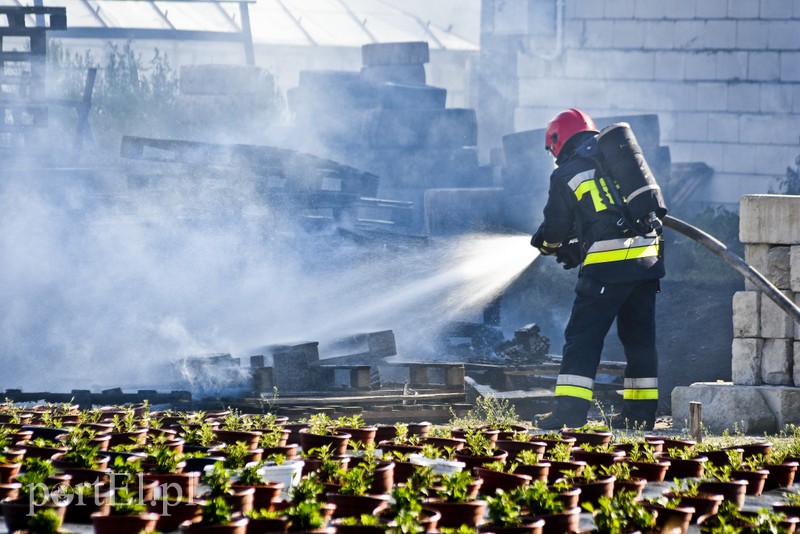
[663,215,800,324]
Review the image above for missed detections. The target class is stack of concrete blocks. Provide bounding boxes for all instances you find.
[501,114,672,234]
[287,42,496,235]
[176,64,278,142]
[672,195,800,433]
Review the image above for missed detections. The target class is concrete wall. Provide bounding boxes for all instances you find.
[478,0,800,208]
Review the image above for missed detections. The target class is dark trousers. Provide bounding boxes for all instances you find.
[552,276,659,428]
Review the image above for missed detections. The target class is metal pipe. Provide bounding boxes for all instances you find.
[663,215,800,323]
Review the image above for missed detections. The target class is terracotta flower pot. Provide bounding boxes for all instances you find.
[697,479,748,509]
[701,447,743,467]
[368,461,394,495]
[473,466,532,493]
[232,482,283,510]
[391,460,418,485]
[731,468,769,496]
[2,498,67,532]
[147,498,204,532]
[644,503,695,534]
[108,428,149,448]
[478,517,546,534]
[299,429,351,456]
[64,486,113,524]
[282,423,308,446]
[0,462,21,484]
[571,448,625,468]
[148,471,201,500]
[373,425,397,443]
[494,439,546,462]
[614,477,647,498]
[336,426,377,447]
[92,511,160,534]
[325,493,390,519]
[662,491,724,523]
[423,499,487,528]
[574,476,615,507]
[665,456,707,479]
[451,428,500,444]
[553,487,581,510]
[726,441,772,460]
[178,516,249,533]
[455,448,508,470]
[546,460,586,483]
[763,461,798,490]
[529,434,576,453]
[421,436,466,452]
[262,444,299,460]
[646,436,695,454]
[377,440,423,455]
[533,506,581,534]
[630,460,671,482]
[214,430,262,450]
[408,422,432,437]
[246,515,288,534]
[560,429,612,447]
[514,462,551,483]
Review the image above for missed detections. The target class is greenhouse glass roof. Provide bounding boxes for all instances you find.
[2,0,479,51]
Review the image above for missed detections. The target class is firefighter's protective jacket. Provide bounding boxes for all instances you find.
[539,155,665,284]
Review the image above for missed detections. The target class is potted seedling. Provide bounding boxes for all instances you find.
[662,478,724,523]
[18,508,65,534]
[583,490,656,534]
[698,462,748,509]
[474,459,532,494]
[326,463,389,519]
[202,461,255,515]
[91,487,159,534]
[299,414,350,456]
[625,442,671,482]
[480,488,544,533]
[511,480,580,534]
[233,463,284,510]
[2,462,68,533]
[455,428,507,470]
[423,470,486,528]
[545,442,586,483]
[513,448,551,483]
[179,496,249,533]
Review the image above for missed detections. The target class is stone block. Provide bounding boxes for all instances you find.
[360,64,426,85]
[732,338,763,385]
[795,341,800,386]
[671,383,777,434]
[761,338,793,385]
[740,195,800,244]
[795,295,800,340]
[180,65,273,95]
[761,290,794,338]
[736,20,769,49]
[790,246,800,292]
[745,244,770,290]
[758,385,800,428]
[781,53,800,83]
[767,21,797,50]
[768,246,792,289]
[362,42,429,66]
[732,291,760,337]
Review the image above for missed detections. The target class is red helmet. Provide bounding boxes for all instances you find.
[545,108,597,158]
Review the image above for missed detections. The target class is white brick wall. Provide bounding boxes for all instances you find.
[505,0,800,206]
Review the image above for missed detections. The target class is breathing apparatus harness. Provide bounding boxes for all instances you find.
[547,122,668,270]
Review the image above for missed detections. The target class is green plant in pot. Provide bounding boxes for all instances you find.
[484,488,524,527]
[286,499,329,531]
[25,508,64,534]
[91,487,159,534]
[583,490,656,534]
[179,496,249,532]
[511,480,565,517]
[290,473,325,505]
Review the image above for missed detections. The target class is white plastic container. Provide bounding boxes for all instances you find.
[257,460,305,498]
[408,453,464,475]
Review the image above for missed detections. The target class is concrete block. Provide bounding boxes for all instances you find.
[791,247,800,292]
[733,291,761,337]
[695,0,728,18]
[642,20,676,49]
[762,338,793,385]
[633,0,665,18]
[781,53,800,83]
[697,84,729,111]
[706,113,738,142]
[733,338,763,385]
[612,20,645,49]
[736,20,770,49]
[716,52,749,82]
[674,21,707,49]
[761,0,794,18]
[360,64,425,85]
[424,188,505,235]
[748,52,781,81]
[768,246,792,289]
[721,143,756,174]
[795,341,800,385]
[604,0,635,18]
[767,21,798,50]
[703,20,737,49]
[663,0,696,18]
[671,383,776,434]
[729,1,760,18]
[758,385,800,428]
[362,42,429,66]
[761,290,795,338]
[180,65,274,95]
[760,85,793,113]
[727,83,761,113]
[685,52,717,81]
[740,195,800,244]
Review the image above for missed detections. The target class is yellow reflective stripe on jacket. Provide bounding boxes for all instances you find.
[584,236,660,266]
[572,178,617,213]
[623,388,659,400]
[555,385,593,401]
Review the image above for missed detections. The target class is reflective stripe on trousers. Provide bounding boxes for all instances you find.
[623,377,658,400]
[555,374,594,401]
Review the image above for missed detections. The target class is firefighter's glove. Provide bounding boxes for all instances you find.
[530,227,559,256]
[556,240,585,270]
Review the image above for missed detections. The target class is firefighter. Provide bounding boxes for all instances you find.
[530,108,665,430]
